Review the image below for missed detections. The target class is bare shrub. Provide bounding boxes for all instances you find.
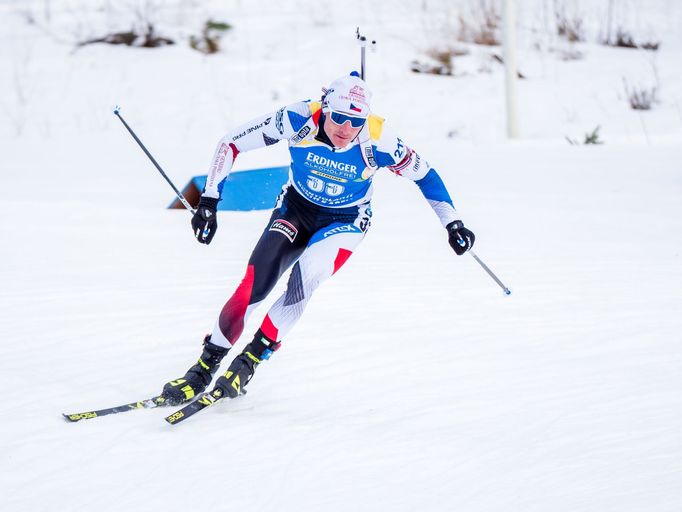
[623,79,658,110]
[424,48,454,75]
[79,22,174,48]
[190,19,232,55]
[411,60,451,76]
[640,41,660,51]
[430,46,470,60]
[76,1,174,49]
[458,0,501,46]
[566,126,604,145]
[555,4,584,42]
[583,126,603,144]
[411,46,470,76]
[604,28,660,51]
[613,27,637,48]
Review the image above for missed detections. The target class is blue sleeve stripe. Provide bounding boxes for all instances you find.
[415,169,454,205]
[374,148,396,168]
[287,110,308,132]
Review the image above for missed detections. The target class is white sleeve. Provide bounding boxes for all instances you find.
[375,125,461,227]
[203,101,310,199]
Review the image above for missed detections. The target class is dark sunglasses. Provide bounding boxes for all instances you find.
[327,110,367,128]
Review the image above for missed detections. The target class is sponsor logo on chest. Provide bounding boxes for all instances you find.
[305,152,357,175]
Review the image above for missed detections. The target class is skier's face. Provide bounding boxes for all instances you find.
[323,112,364,148]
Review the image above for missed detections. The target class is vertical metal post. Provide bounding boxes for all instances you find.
[361,45,366,80]
[356,27,367,80]
[503,0,519,138]
[356,28,375,81]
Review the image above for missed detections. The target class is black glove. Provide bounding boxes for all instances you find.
[191,196,219,244]
[447,220,475,255]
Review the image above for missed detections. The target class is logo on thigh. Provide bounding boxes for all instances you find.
[269,219,298,242]
[322,224,362,238]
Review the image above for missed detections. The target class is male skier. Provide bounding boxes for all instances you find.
[160,72,475,405]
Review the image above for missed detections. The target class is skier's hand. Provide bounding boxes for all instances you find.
[191,196,219,244]
[447,220,475,255]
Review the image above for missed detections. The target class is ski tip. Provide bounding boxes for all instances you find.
[62,412,96,422]
[164,410,186,425]
[164,390,225,426]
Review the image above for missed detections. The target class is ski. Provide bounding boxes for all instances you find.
[63,395,167,422]
[164,388,226,426]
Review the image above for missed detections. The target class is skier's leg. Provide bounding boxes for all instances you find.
[209,214,307,349]
[262,224,365,340]
[162,206,307,404]
[159,334,229,405]
[215,221,366,398]
[211,327,281,399]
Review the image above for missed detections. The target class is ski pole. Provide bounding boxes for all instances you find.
[113,106,195,214]
[457,236,511,295]
[469,250,512,296]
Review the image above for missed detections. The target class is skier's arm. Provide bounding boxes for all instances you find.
[203,102,308,199]
[375,131,460,227]
[191,102,310,245]
[375,129,475,254]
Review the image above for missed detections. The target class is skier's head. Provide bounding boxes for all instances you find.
[321,72,371,147]
[322,72,372,117]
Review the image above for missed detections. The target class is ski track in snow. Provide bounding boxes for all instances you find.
[1,1,682,511]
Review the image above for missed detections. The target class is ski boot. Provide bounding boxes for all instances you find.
[161,335,229,405]
[213,330,281,399]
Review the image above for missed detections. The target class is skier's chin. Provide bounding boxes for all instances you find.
[332,135,351,147]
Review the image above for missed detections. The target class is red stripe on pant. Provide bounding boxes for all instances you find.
[218,264,255,345]
[260,314,279,341]
[333,248,353,275]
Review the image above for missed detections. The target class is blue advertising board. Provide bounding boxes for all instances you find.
[169,166,290,211]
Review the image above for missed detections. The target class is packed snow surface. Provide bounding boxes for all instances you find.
[1,1,681,511]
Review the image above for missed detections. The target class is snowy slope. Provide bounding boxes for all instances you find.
[1,1,682,511]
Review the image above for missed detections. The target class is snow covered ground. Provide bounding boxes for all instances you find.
[1,1,681,511]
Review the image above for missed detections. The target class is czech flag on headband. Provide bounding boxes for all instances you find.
[349,103,363,113]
